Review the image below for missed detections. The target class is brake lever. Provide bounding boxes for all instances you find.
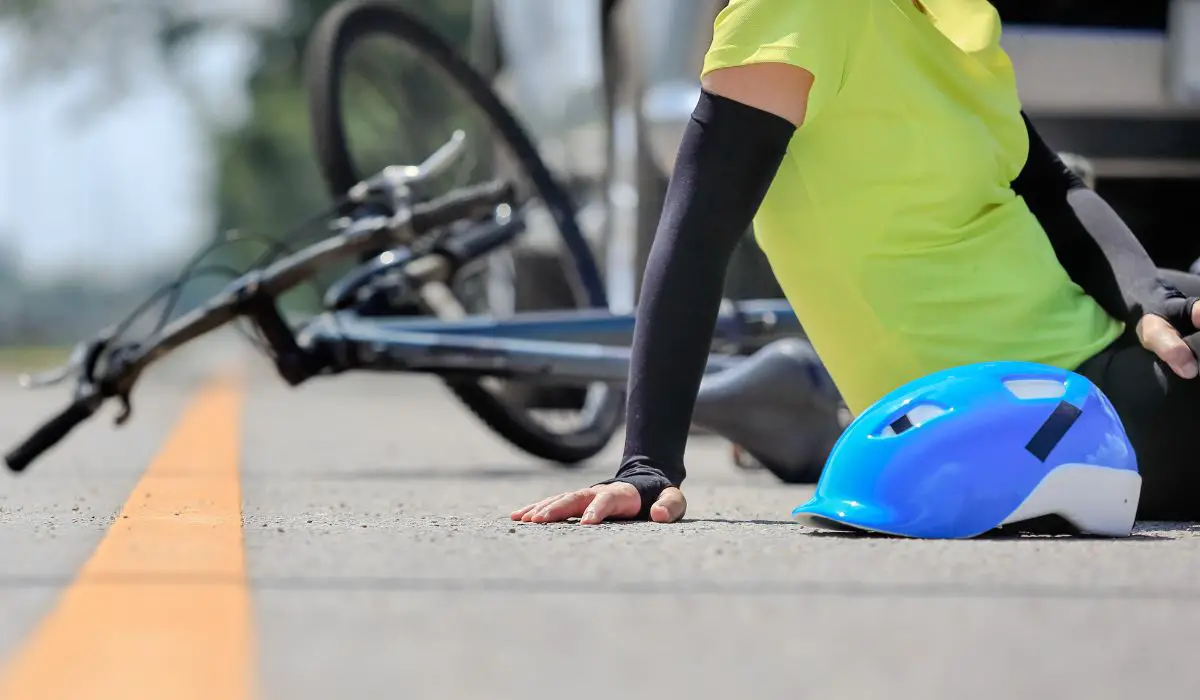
[17,361,76,390]
[347,130,468,203]
[15,331,136,426]
[411,129,467,182]
[17,337,108,390]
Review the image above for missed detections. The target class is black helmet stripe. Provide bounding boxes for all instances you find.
[1025,400,1083,462]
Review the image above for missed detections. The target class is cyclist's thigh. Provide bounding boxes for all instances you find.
[1077,336,1200,520]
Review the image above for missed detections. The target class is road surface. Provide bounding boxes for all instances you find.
[0,352,1197,700]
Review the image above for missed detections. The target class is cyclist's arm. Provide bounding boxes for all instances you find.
[594,65,806,516]
[598,0,858,517]
[1014,112,1197,329]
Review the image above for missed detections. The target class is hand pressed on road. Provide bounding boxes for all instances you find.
[510,482,686,524]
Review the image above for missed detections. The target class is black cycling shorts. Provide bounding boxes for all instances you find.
[1075,268,1200,520]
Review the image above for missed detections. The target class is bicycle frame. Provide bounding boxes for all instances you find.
[298,298,801,385]
[2,127,808,473]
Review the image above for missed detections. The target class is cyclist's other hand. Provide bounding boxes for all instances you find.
[1138,310,1200,379]
[510,482,686,525]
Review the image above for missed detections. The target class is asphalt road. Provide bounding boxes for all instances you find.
[0,349,1198,700]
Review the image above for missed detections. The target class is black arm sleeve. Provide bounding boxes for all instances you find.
[1011,111,1198,332]
[594,90,796,518]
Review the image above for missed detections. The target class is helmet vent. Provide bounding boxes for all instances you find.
[1004,378,1066,400]
[879,403,947,436]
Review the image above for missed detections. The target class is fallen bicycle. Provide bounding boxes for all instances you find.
[3,130,840,483]
[5,1,844,482]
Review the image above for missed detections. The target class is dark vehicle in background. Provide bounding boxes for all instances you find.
[474,0,1200,308]
[996,1,1200,271]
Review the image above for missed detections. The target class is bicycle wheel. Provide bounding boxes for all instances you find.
[305,0,623,465]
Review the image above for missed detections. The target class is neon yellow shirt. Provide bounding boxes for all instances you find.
[701,0,1124,414]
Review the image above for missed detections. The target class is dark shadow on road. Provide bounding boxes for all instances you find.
[238,466,800,490]
[683,518,798,526]
[804,530,1173,542]
[517,517,800,527]
[799,520,1192,542]
[241,465,602,482]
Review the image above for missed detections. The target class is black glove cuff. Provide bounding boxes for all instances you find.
[1151,286,1200,335]
[595,464,677,520]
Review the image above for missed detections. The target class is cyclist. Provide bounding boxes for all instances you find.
[512,0,1200,525]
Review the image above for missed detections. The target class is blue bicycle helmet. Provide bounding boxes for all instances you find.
[791,361,1140,539]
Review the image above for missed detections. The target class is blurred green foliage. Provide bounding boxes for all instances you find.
[213,0,483,314]
[216,0,478,242]
[0,0,486,340]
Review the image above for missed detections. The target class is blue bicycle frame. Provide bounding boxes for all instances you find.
[298,298,801,384]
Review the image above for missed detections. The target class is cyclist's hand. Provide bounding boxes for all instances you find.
[1138,309,1200,379]
[510,482,686,524]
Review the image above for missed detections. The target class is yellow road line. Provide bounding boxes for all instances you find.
[0,378,255,700]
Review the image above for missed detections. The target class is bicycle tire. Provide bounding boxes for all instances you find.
[305,0,623,465]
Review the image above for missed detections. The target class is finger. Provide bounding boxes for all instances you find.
[580,486,641,524]
[1151,334,1197,379]
[648,487,687,523]
[1190,298,1200,331]
[1141,318,1198,379]
[511,496,554,520]
[523,494,570,523]
[521,493,576,523]
[1140,317,1198,378]
[530,490,595,523]
[579,492,618,525]
[511,494,562,521]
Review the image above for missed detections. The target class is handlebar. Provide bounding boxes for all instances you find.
[5,392,100,472]
[410,179,513,233]
[4,136,514,473]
